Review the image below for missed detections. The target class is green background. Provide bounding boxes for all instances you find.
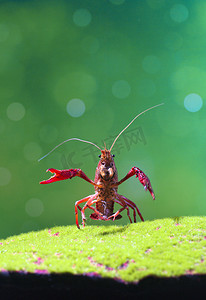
[0,0,205,239]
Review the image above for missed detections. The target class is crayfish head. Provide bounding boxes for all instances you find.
[98,149,116,181]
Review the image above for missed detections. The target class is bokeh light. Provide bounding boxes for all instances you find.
[73,9,92,27]
[66,99,86,117]
[170,4,189,23]
[7,102,25,121]
[112,80,131,99]
[184,93,203,112]
[25,198,44,217]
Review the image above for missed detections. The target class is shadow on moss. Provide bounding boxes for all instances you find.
[96,226,128,236]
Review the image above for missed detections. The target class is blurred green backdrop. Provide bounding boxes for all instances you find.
[0,0,205,238]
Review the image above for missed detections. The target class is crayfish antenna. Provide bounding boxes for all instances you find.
[38,138,101,162]
[109,103,164,152]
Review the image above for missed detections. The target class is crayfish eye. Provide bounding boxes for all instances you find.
[98,154,101,158]
[112,154,115,158]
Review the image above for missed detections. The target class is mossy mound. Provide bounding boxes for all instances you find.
[0,217,206,283]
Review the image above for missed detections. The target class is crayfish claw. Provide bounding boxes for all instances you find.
[46,168,60,174]
[134,167,155,200]
[40,168,78,184]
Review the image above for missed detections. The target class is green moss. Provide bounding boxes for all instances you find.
[0,217,206,282]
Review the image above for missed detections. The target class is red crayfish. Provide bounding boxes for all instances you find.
[39,103,163,228]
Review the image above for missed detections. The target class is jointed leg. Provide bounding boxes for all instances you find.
[114,197,137,223]
[75,194,97,229]
[81,197,103,227]
[110,198,133,223]
[117,193,144,222]
[82,197,132,223]
[108,198,132,223]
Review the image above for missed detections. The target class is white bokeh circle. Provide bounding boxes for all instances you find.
[184,93,203,112]
[67,99,86,117]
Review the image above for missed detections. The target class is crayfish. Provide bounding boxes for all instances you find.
[39,103,163,228]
